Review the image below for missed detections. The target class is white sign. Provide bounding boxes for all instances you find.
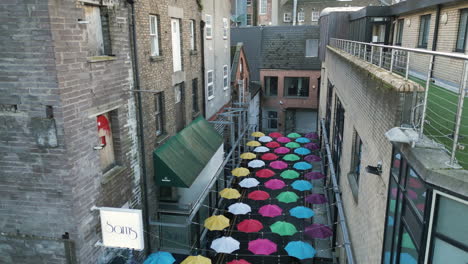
[98,207,144,250]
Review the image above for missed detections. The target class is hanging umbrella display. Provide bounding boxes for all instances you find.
[204,215,230,231]
[227,260,251,264]
[228,203,252,215]
[304,224,333,239]
[289,206,314,219]
[305,171,325,180]
[266,141,281,148]
[246,140,261,147]
[291,180,313,191]
[248,239,277,255]
[258,136,273,143]
[304,142,319,150]
[277,137,291,143]
[248,159,265,168]
[269,132,283,138]
[305,132,318,140]
[239,178,260,188]
[295,137,311,144]
[284,241,316,260]
[294,147,312,155]
[408,178,423,189]
[258,204,283,217]
[293,161,313,171]
[287,133,302,139]
[261,153,278,161]
[283,154,300,161]
[248,190,270,200]
[276,191,300,203]
[285,142,301,148]
[255,169,275,178]
[305,194,327,204]
[144,251,176,264]
[251,131,265,137]
[237,219,263,233]
[220,188,241,199]
[253,146,270,153]
[280,170,300,179]
[210,236,240,254]
[240,152,256,160]
[402,233,416,249]
[274,147,290,154]
[270,160,288,170]
[232,167,250,177]
[264,179,286,190]
[270,221,298,236]
[399,253,417,264]
[304,155,321,162]
[181,255,212,264]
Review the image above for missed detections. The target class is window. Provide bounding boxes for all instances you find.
[264,76,278,96]
[305,39,319,57]
[192,79,199,113]
[350,131,362,186]
[84,5,112,56]
[149,15,160,56]
[155,92,164,135]
[223,65,229,90]
[171,19,182,72]
[189,20,196,51]
[247,0,251,6]
[311,11,320,22]
[418,14,431,48]
[267,111,278,129]
[238,79,245,103]
[223,18,228,39]
[284,13,291,23]
[284,77,309,97]
[96,112,116,172]
[372,24,386,43]
[259,0,267,15]
[456,9,468,52]
[207,70,214,99]
[395,19,404,45]
[246,14,252,26]
[205,14,212,39]
[298,11,305,22]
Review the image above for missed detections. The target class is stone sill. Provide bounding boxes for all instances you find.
[284,96,310,99]
[190,50,198,56]
[150,55,164,62]
[101,165,126,185]
[87,56,116,63]
[156,134,170,146]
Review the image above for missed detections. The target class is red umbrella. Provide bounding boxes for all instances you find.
[248,239,277,255]
[258,204,283,217]
[277,137,291,143]
[270,161,288,170]
[269,132,283,138]
[227,260,251,264]
[248,190,270,200]
[255,169,275,178]
[261,153,279,161]
[264,179,286,190]
[274,147,290,154]
[408,178,423,189]
[237,219,263,233]
[266,141,281,148]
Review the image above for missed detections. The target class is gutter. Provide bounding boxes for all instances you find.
[200,20,206,118]
[431,4,441,78]
[292,0,297,26]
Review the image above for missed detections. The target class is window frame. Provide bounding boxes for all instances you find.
[149,15,160,56]
[192,79,199,114]
[311,11,320,22]
[305,39,319,57]
[189,19,196,51]
[283,13,292,23]
[395,18,404,46]
[418,14,431,49]
[207,70,214,100]
[247,0,251,6]
[264,76,278,96]
[259,0,267,15]
[246,14,252,26]
[455,9,468,53]
[284,77,310,97]
[297,11,305,22]
[223,65,229,90]
[155,92,164,136]
[223,18,228,39]
[266,110,278,130]
[205,14,212,39]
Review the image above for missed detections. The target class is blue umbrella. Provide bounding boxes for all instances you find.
[291,180,313,191]
[284,241,316,260]
[293,162,313,171]
[144,252,176,264]
[295,137,311,144]
[289,206,314,218]
[399,253,417,264]
[294,147,311,155]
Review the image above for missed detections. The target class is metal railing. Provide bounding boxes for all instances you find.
[330,38,468,168]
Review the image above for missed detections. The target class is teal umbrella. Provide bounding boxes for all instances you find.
[289,206,314,218]
[294,147,311,155]
[283,154,301,161]
[291,180,313,191]
[280,170,300,179]
[295,137,311,143]
[276,191,300,203]
[287,133,302,138]
[270,221,298,236]
[293,162,313,171]
[284,241,316,260]
[285,142,301,148]
[144,252,176,264]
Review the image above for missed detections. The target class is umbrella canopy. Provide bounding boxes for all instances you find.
[305,194,327,204]
[280,170,300,179]
[265,141,281,148]
[270,221,298,236]
[232,167,250,177]
[283,154,301,161]
[289,206,314,219]
[264,179,286,190]
[258,136,273,143]
[285,142,301,148]
[305,171,325,180]
[399,253,417,264]
[269,132,283,138]
[210,236,240,254]
[276,192,300,203]
[240,152,256,160]
[239,178,260,188]
[277,137,291,143]
[204,215,230,231]
[304,155,321,162]
[270,161,288,170]
[144,252,176,264]
[304,142,319,150]
[295,137,311,143]
[220,188,241,199]
[237,219,263,233]
[246,140,261,147]
[293,162,313,171]
[305,132,318,139]
[181,255,212,264]
[227,260,251,264]
[291,180,313,191]
[248,239,277,255]
[274,147,291,154]
[261,153,278,161]
[294,147,311,155]
[248,190,270,200]
[248,159,265,168]
[228,202,252,215]
[251,131,265,137]
[305,224,333,239]
[253,146,270,153]
[408,178,423,189]
[284,241,316,260]
[258,204,283,217]
[255,169,275,178]
[287,133,302,139]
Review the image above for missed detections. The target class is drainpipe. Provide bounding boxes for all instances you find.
[292,0,297,26]
[201,20,206,118]
[431,4,441,78]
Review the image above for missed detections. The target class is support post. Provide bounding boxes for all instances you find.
[405,52,411,80]
[419,55,434,138]
[390,49,395,72]
[450,60,468,165]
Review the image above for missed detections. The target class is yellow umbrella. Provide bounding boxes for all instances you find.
[246,140,261,147]
[204,215,230,231]
[181,255,212,264]
[251,131,265,137]
[220,188,241,199]
[232,167,250,177]
[240,152,256,160]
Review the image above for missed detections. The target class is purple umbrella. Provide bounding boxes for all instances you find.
[304,224,333,239]
[277,137,291,143]
[274,147,290,154]
[270,161,288,170]
[305,194,328,204]
[305,132,318,140]
[265,179,286,190]
[304,155,321,162]
[304,142,319,150]
[305,172,325,180]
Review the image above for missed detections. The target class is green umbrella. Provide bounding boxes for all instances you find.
[280,170,300,179]
[402,233,416,249]
[285,142,301,148]
[283,154,301,161]
[276,191,300,203]
[287,133,302,138]
[270,221,297,236]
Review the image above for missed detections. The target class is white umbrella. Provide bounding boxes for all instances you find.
[259,136,273,143]
[253,146,270,153]
[228,202,252,215]
[210,236,240,253]
[239,178,260,188]
[248,159,265,168]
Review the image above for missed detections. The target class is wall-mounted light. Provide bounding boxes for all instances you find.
[366,161,382,176]
[406,18,411,27]
[440,13,448,25]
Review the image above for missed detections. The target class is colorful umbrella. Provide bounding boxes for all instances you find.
[248,239,277,255]
[305,132,318,139]
[258,136,273,143]
[269,132,283,138]
[248,190,270,200]
[261,153,279,161]
[305,194,327,204]
[220,188,241,199]
[293,161,313,171]
[266,141,281,148]
[240,152,256,160]
[181,255,211,264]
[248,159,265,168]
[264,179,286,190]
[270,221,298,236]
[294,147,311,155]
[210,236,240,253]
[255,169,275,178]
[237,219,263,233]
[283,154,300,161]
[228,202,252,215]
[276,191,299,203]
[227,260,251,264]
[291,180,313,191]
[304,155,321,162]
[399,253,417,264]
[304,224,333,239]
[246,140,261,147]
[305,171,325,180]
[144,252,176,264]
[251,131,265,137]
[277,137,291,143]
[285,142,301,148]
[284,241,316,260]
[287,133,302,138]
[204,215,230,231]
[270,161,288,170]
[408,178,423,189]
[304,142,319,150]
[232,167,250,177]
[280,170,300,179]
[296,137,311,143]
[239,178,260,188]
[258,204,283,217]
[253,146,270,153]
[274,147,290,154]
[289,206,314,218]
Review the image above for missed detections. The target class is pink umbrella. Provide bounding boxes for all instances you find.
[277,137,291,143]
[266,141,281,148]
[304,142,319,150]
[416,203,425,212]
[261,153,279,161]
[258,204,283,217]
[408,178,423,189]
[248,190,270,201]
[274,147,290,154]
[407,189,418,200]
[305,194,328,204]
[256,169,275,178]
[270,161,288,170]
[304,155,321,162]
[265,179,286,190]
[305,172,325,180]
[248,239,277,255]
[269,132,283,138]
[227,260,251,264]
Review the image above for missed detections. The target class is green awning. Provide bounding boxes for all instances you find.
[153,116,223,188]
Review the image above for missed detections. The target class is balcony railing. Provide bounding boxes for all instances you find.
[330,38,468,169]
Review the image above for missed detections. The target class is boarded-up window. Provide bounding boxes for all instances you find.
[305,39,318,57]
[97,113,116,172]
[84,5,112,56]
